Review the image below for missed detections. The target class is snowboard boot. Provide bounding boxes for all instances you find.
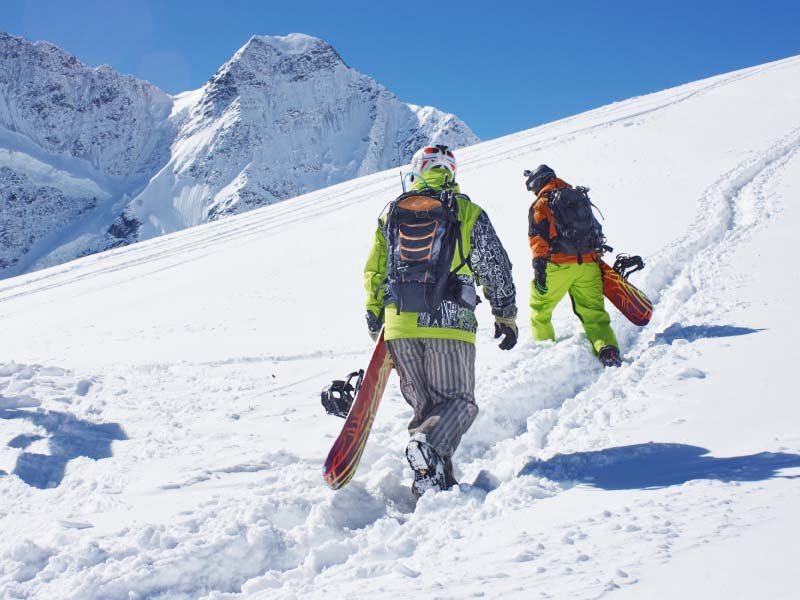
[406,433,451,498]
[598,345,622,368]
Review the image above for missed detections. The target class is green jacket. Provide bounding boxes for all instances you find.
[364,169,516,343]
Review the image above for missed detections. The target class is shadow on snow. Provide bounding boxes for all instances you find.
[0,408,127,489]
[652,322,764,346]
[519,443,800,490]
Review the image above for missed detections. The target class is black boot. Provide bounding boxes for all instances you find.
[406,433,450,498]
[599,345,622,367]
[443,456,459,489]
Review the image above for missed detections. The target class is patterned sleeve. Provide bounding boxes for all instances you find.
[469,211,517,317]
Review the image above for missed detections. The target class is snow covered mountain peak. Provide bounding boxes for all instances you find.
[241,33,347,67]
[0,31,478,276]
[129,31,478,236]
[194,33,347,121]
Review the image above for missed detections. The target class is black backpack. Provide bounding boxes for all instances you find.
[384,188,468,313]
[545,186,607,262]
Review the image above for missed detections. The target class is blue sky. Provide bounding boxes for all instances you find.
[4,0,800,140]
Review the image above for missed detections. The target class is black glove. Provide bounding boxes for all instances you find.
[493,316,518,350]
[365,310,383,341]
[533,257,549,295]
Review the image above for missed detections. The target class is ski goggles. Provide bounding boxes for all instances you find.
[421,146,455,158]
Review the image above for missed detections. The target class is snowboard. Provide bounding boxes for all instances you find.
[323,329,393,490]
[600,260,653,326]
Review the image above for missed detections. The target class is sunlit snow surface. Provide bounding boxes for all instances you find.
[1,56,800,599]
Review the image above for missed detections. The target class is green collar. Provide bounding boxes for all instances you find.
[410,168,460,193]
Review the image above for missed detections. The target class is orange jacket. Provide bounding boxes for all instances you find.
[528,178,599,264]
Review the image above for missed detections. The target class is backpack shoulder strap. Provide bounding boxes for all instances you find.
[545,188,560,202]
[451,199,469,274]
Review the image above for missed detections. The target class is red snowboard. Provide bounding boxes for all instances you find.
[600,260,653,326]
[323,329,393,490]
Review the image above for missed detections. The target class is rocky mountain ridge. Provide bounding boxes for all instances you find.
[0,31,477,276]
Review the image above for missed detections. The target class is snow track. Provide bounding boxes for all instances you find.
[2,56,800,599]
[0,176,398,309]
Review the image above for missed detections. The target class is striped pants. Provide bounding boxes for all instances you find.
[386,338,477,459]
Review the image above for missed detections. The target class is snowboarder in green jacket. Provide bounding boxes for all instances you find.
[364,144,517,496]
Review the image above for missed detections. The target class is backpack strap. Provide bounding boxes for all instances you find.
[450,195,469,275]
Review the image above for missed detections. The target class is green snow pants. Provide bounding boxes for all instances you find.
[530,261,618,354]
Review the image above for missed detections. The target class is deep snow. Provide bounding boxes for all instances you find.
[1,55,800,599]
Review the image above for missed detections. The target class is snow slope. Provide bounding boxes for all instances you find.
[1,55,800,599]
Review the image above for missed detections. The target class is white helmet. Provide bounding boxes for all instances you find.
[410,144,457,178]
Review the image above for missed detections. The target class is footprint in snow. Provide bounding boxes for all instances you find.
[677,368,706,380]
[75,379,93,396]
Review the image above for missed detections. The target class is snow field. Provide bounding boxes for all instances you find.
[2,55,800,598]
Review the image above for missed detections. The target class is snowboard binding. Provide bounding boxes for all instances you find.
[321,370,364,418]
[612,254,645,280]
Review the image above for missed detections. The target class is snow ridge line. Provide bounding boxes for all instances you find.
[458,56,800,171]
[0,175,398,308]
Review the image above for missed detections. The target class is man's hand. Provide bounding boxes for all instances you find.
[493,316,518,350]
[365,310,383,341]
[533,257,549,295]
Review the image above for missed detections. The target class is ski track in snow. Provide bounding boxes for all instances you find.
[2,58,800,599]
[0,177,399,311]
[0,55,792,309]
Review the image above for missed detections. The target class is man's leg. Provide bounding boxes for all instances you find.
[386,338,432,433]
[415,338,477,460]
[568,262,619,354]
[530,263,573,341]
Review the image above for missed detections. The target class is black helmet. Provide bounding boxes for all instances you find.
[524,165,556,195]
